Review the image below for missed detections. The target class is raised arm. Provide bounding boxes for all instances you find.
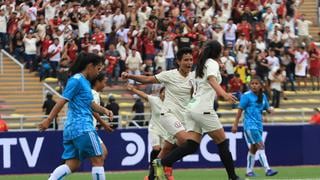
[127,84,148,101]
[121,72,158,84]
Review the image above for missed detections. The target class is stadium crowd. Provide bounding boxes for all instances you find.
[0,0,319,109]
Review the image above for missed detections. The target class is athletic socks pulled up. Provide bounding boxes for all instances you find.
[246,152,256,174]
[48,164,71,180]
[217,139,238,180]
[148,149,161,180]
[92,166,105,180]
[257,149,271,172]
[161,139,199,167]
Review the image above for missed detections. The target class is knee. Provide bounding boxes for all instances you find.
[91,156,105,167]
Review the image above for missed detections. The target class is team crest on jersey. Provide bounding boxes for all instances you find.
[174,121,182,128]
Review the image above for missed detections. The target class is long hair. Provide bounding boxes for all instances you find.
[69,52,103,76]
[251,76,264,104]
[195,40,222,78]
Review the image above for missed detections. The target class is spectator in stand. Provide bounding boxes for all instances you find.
[106,95,120,129]
[269,68,286,108]
[42,93,57,129]
[294,46,309,90]
[256,36,267,52]
[229,73,243,109]
[126,48,143,84]
[0,114,8,132]
[220,48,236,84]
[105,44,121,86]
[154,51,166,71]
[65,39,78,64]
[0,9,8,50]
[48,38,62,77]
[309,108,320,125]
[224,18,237,47]
[296,14,312,47]
[161,36,176,70]
[267,49,280,72]
[308,42,320,91]
[132,95,145,127]
[116,38,127,75]
[12,31,24,62]
[88,38,102,55]
[23,30,39,71]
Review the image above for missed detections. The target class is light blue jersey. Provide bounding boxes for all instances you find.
[62,73,95,140]
[238,91,269,131]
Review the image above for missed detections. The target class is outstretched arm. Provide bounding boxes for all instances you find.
[127,84,148,101]
[121,72,158,84]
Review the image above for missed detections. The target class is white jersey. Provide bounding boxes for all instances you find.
[147,95,166,134]
[188,59,221,112]
[92,89,100,128]
[155,69,193,122]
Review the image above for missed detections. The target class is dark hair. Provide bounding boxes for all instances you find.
[46,93,53,99]
[175,47,193,68]
[90,72,106,87]
[195,40,222,78]
[159,87,165,94]
[69,52,103,75]
[250,76,264,104]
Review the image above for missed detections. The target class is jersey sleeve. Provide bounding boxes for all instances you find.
[92,90,100,104]
[147,95,159,111]
[62,77,80,101]
[206,60,220,79]
[154,70,171,83]
[238,93,249,110]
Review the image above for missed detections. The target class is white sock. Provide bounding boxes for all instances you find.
[92,166,105,180]
[246,152,256,173]
[257,149,271,172]
[48,164,71,180]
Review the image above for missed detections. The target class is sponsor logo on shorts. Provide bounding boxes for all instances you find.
[174,121,182,128]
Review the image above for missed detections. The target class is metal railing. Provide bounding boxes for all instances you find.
[2,109,314,131]
[42,82,63,101]
[0,49,25,91]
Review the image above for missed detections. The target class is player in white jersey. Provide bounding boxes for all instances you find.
[155,41,240,180]
[122,47,199,180]
[90,72,114,160]
[127,84,167,180]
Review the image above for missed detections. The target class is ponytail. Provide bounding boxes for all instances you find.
[195,40,222,78]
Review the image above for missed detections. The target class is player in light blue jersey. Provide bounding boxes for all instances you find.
[232,76,278,177]
[39,52,113,180]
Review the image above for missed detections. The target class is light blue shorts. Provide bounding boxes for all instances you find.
[244,129,263,145]
[62,131,103,161]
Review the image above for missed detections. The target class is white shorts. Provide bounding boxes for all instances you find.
[148,130,164,147]
[186,110,223,134]
[160,112,186,137]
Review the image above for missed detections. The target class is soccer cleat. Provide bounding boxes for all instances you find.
[265,169,278,176]
[152,159,165,180]
[164,166,174,180]
[229,175,242,180]
[245,171,257,177]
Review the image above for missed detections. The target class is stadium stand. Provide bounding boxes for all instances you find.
[0,0,320,130]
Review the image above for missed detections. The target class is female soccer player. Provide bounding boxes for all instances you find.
[122,47,198,179]
[232,76,278,177]
[158,40,240,180]
[39,52,113,180]
[91,72,114,160]
[127,84,166,180]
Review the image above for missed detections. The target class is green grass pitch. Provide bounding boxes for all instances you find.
[1,166,320,180]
